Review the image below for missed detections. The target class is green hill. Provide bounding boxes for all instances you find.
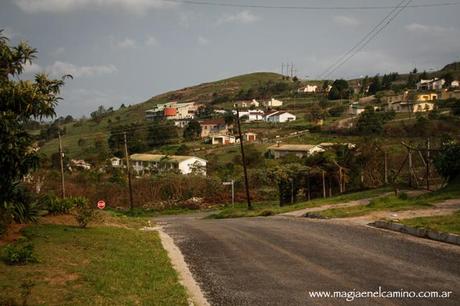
[39,72,285,159]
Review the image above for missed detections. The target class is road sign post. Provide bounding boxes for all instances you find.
[97,200,106,210]
[223,180,234,207]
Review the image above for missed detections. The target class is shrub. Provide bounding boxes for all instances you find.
[398,192,409,200]
[1,238,37,265]
[39,195,76,214]
[73,197,97,228]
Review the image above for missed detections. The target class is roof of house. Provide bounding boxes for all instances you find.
[268,144,319,152]
[199,119,226,125]
[130,154,206,163]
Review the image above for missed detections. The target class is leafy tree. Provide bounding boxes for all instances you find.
[328,105,346,117]
[443,72,454,86]
[368,75,382,95]
[148,121,178,147]
[434,140,460,182]
[328,79,349,100]
[306,104,327,123]
[108,123,149,157]
[183,120,202,141]
[355,107,395,135]
[0,31,67,212]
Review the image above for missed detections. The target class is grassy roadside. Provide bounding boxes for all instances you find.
[0,214,189,305]
[317,182,460,219]
[400,212,460,235]
[208,187,391,219]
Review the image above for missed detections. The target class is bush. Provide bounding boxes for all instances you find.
[73,197,97,228]
[1,238,37,265]
[398,192,409,200]
[39,195,76,214]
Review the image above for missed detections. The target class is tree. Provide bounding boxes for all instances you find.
[443,72,454,86]
[328,79,349,100]
[434,140,460,182]
[148,121,178,147]
[0,30,66,207]
[355,107,395,135]
[368,75,382,95]
[183,120,202,141]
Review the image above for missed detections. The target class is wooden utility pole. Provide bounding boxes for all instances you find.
[426,138,430,191]
[338,168,343,193]
[408,149,413,187]
[236,109,252,210]
[123,132,134,210]
[322,170,326,198]
[307,174,311,201]
[384,151,388,185]
[58,131,65,199]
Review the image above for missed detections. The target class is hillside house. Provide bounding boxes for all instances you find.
[265,111,296,123]
[388,101,434,113]
[416,93,438,101]
[70,159,91,170]
[263,98,283,108]
[235,109,264,122]
[268,144,324,159]
[233,99,259,108]
[130,154,206,176]
[451,80,459,88]
[110,157,122,168]
[244,132,257,142]
[416,78,445,91]
[211,135,237,145]
[440,90,460,100]
[299,85,318,93]
[145,102,200,121]
[199,119,231,137]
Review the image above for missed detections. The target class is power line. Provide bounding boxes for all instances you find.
[318,0,413,79]
[318,0,406,79]
[164,0,460,10]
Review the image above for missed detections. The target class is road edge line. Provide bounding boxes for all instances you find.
[156,227,210,306]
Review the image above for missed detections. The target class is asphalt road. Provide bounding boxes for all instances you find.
[155,214,460,306]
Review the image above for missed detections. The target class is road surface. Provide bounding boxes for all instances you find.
[155,214,460,306]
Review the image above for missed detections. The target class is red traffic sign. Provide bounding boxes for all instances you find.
[97,200,106,210]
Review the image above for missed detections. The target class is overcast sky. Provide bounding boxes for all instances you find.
[2,0,459,117]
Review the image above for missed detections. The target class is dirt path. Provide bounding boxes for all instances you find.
[348,199,460,225]
[282,190,427,218]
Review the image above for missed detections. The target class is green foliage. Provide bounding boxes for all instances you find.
[73,197,97,228]
[148,121,179,147]
[1,238,37,265]
[434,141,460,182]
[39,195,76,214]
[0,31,66,223]
[108,123,149,157]
[355,108,395,135]
[183,120,202,141]
[328,105,347,117]
[328,79,350,100]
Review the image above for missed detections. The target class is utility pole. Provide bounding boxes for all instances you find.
[58,131,65,199]
[123,132,134,210]
[281,63,284,76]
[291,62,294,78]
[290,178,294,204]
[322,170,326,198]
[384,151,388,185]
[426,138,430,191]
[236,109,252,210]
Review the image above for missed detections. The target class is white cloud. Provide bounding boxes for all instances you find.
[218,10,260,25]
[14,0,177,14]
[333,16,360,27]
[405,23,454,35]
[46,61,117,78]
[145,36,158,46]
[22,62,43,75]
[115,38,137,48]
[197,36,209,46]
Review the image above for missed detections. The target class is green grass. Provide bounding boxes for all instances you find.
[317,181,460,219]
[400,211,460,235]
[0,221,189,305]
[208,187,392,219]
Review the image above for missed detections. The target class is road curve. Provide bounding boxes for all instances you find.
[155,214,460,306]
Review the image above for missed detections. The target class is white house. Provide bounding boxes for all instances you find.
[130,154,207,176]
[234,109,264,122]
[268,144,324,159]
[265,111,296,123]
[70,159,91,170]
[416,78,445,91]
[211,135,237,145]
[451,80,459,88]
[110,157,122,168]
[300,85,318,93]
[264,98,283,107]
